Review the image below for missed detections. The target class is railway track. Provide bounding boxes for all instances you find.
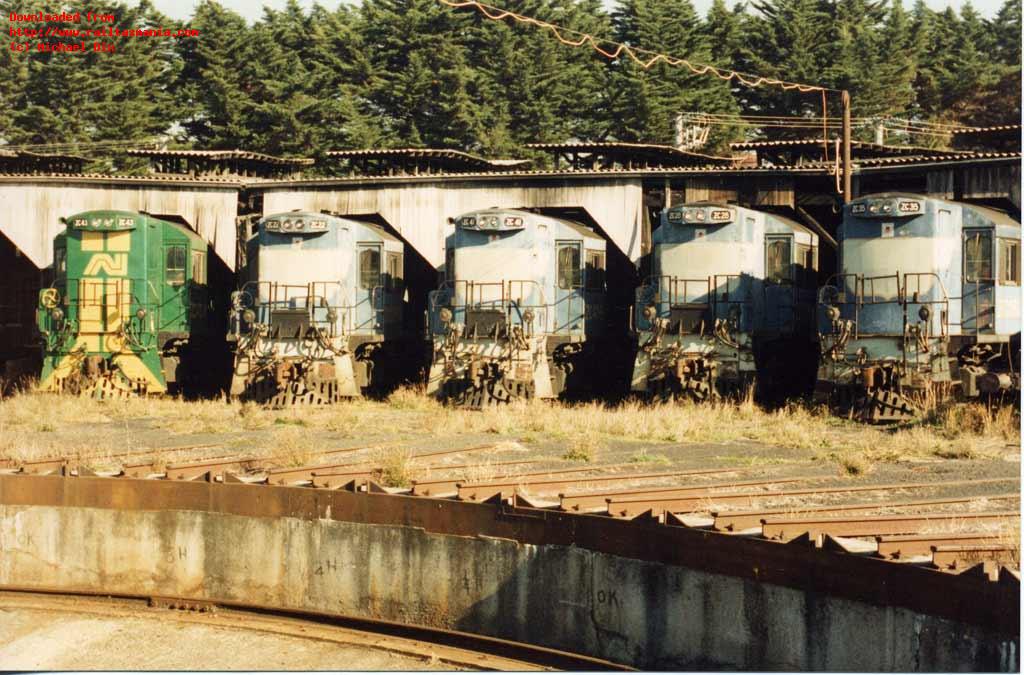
[0,447,1019,579]
[0,588,630,671]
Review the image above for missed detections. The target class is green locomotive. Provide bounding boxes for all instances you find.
[35,210,211,397]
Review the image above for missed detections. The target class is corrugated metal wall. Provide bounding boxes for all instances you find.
[0,181,240,269]
[259,179,646,267]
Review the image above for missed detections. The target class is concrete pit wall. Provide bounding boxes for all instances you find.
[0,478,1018,671]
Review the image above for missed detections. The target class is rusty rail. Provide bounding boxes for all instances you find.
[571,476,815,513]
[456,466,740,502]
[607,477,1020,518]
[714,493,1021,531]
[762,511,1020,541]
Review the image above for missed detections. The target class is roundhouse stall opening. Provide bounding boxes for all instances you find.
[632,202,819,403]
[35,210,213,398]
[341,212,436,385]
[530,205,640,400]
[228,211,405,405]
[815,193,1021,421]
[426,208,610,405]
[0,230,45,387]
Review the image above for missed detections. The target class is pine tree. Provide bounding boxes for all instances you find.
[608,0,738,146]
[742,0,831,123]
[176,0,253,149]
[361,0,487,149]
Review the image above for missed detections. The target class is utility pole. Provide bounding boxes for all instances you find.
[842,90,852,202]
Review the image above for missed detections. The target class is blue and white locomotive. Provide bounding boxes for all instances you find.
[815,193,1021,421]
[426,208,607,405]
[228,211,404,404]
[631,202,819,401]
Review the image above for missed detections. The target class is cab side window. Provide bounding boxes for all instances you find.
[360,247,381,290]
[795,244,816,288]
[964,230,993,281]
[166,246,187,286]
[765,238,792,284]
[999,238,1020,285]
[386,252,404,291]
[557,242,582,289]
[585,250,605,290]
[191,251,206,285]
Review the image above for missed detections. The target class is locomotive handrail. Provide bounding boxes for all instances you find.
[428,280,552,334]
[819,272,952,339]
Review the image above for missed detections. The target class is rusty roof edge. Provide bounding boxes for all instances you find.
[0,474,1016,636]
[854,155,1022,173]
[246,166,824,188]
[126,149,314,165]
[0,173,246,188]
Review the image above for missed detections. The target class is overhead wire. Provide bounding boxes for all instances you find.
[437,0,844,187]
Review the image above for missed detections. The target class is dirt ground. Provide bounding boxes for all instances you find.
[0,604,461,670]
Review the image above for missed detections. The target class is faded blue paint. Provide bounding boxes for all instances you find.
[832,193,1021,339]
[638,203,818,337]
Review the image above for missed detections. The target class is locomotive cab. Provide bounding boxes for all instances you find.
[426,208,607,405]
[228,212,404,404]
[631,203,818,401]
[815,193,1021,421]
[36,210,210,397]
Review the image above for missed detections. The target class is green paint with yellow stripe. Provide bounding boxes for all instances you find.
[37,210,210,396]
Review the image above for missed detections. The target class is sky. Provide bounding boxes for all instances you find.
[150,0,1006,21]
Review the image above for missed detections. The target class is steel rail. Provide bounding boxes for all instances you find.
[0,587,631,671]
[762,511,1020,541]
[607,477,1021,518]
[562,475,816,512]
[877,532,1013,559]
[455,466,740,502]
[713,493,1022,531]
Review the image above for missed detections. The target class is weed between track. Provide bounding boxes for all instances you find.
[0,384,1018,475]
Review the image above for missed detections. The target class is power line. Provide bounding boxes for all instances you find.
[438,0,837,94]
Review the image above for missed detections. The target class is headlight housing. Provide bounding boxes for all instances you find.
[242,309,256,324]
[50,307,64,322]
[439,307,453,323]
[642,304,657,321]
[918,306,931,321]
[135,308,147,320]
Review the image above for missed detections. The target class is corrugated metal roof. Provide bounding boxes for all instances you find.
[325,147,532,169]
[126,149,314,165]
[729,138,975,157]
[807,151,1023,168]
[0,149,87,161]
[951,124,1022,135]
[0,171,245,185]
[526,141,736,164]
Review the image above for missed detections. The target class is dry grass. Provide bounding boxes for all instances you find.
[0,389,1018,471]
[375,446,413,487]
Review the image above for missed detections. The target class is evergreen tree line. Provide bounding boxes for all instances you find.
[0,0,1019,167]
